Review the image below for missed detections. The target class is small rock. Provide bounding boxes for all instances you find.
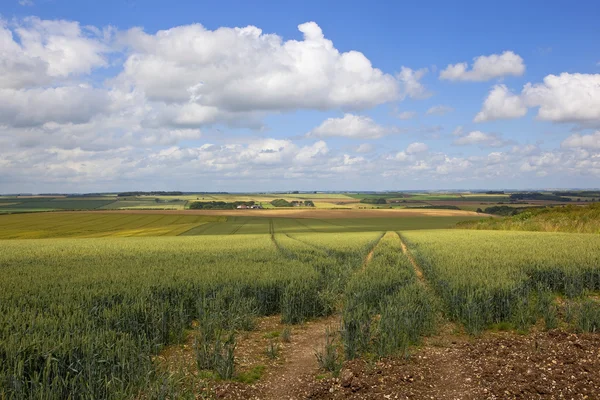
[340,369,354,387]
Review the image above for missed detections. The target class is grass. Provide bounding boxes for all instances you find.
[458,203,600,233]
[235,365,266,384]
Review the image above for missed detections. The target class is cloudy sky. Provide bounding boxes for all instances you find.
[1,0,599,193]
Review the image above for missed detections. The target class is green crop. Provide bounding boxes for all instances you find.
[402,230,600,334]
[0,232,380,398]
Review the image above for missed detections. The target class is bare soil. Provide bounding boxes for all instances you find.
[305,330,600,400]
[157,315,600,400]
[65,208,482,219]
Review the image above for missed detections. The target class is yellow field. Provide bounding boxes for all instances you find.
[0,213,224,239]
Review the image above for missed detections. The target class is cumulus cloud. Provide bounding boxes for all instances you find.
[1,16,599,191]
[474,73,600,126]
[426,105,454,116]
[453,130,510,148]
[474,84,527,122]
[440,51,525,82]
[306,114,400,139]
[117,22,399,111]
[0,86,110,127]
[18,0,34,6]
[562,131,600,149]
[0,18,111,89]
[397,67,431,100]
[522,73,600,125]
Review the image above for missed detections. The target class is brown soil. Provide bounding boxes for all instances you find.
[157,316,600,400]
[157,315,341,400]
[60,208,482,219]
[305,330,600,400]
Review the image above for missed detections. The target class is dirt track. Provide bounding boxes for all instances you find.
[61,208,483,219]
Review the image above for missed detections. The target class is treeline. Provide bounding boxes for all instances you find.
[509,192,570,202]
[270,199,314,207]
[553,191,600,198]
[458,203,600,233]
[481,205,528,216]
[118,191,183,197]
[189,201,254,209]
[360,198,387,204]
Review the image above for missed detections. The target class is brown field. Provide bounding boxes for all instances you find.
[69,208,484,219]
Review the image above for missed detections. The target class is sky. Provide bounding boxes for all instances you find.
[1,0,599,193]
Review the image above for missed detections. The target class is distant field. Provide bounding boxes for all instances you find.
[109,208,482,218]
[101,198,187,210]
[0,198,116,212]
[0,211,484,239]
[0,213,224,239]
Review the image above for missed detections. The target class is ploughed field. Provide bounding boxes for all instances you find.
[1,211,600,399]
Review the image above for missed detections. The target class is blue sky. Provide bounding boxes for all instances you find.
[1,0,599,192]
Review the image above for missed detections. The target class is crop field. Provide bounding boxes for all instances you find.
[1,209,600,398]
[100,198,188,210]
[0,232,380,399]
[0,197,116,213]
[0,212,482,239]
[0,213,224,239]
[402,230,600,333]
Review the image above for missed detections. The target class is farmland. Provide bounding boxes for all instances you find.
[0,211,482,239]
[1,208,600,399]
[2,190,591,214]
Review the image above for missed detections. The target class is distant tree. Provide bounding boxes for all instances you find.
[476,208,483,213]
[360,198,387,205]
[271,199,292,207]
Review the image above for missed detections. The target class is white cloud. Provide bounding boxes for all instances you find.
[453,130,509,148]
[440,51,525,82]
[18,0,34,6]
[522,73,600,124]
[394,151,408,161]
[396,111,417,120]
[2,17,600,191]
[426,105,454,116]
[0,86,110,127]
[406,142,429,154]
[118,22,399,111]
[0,18,110,89]
[355,143,375,153]
[397,67,431,100]
[561,131,600,150]
[474,73,600,126]
[474,84,527,122]
[452,126,464,136]
[435,157,472,175]
[307,113,400,139]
